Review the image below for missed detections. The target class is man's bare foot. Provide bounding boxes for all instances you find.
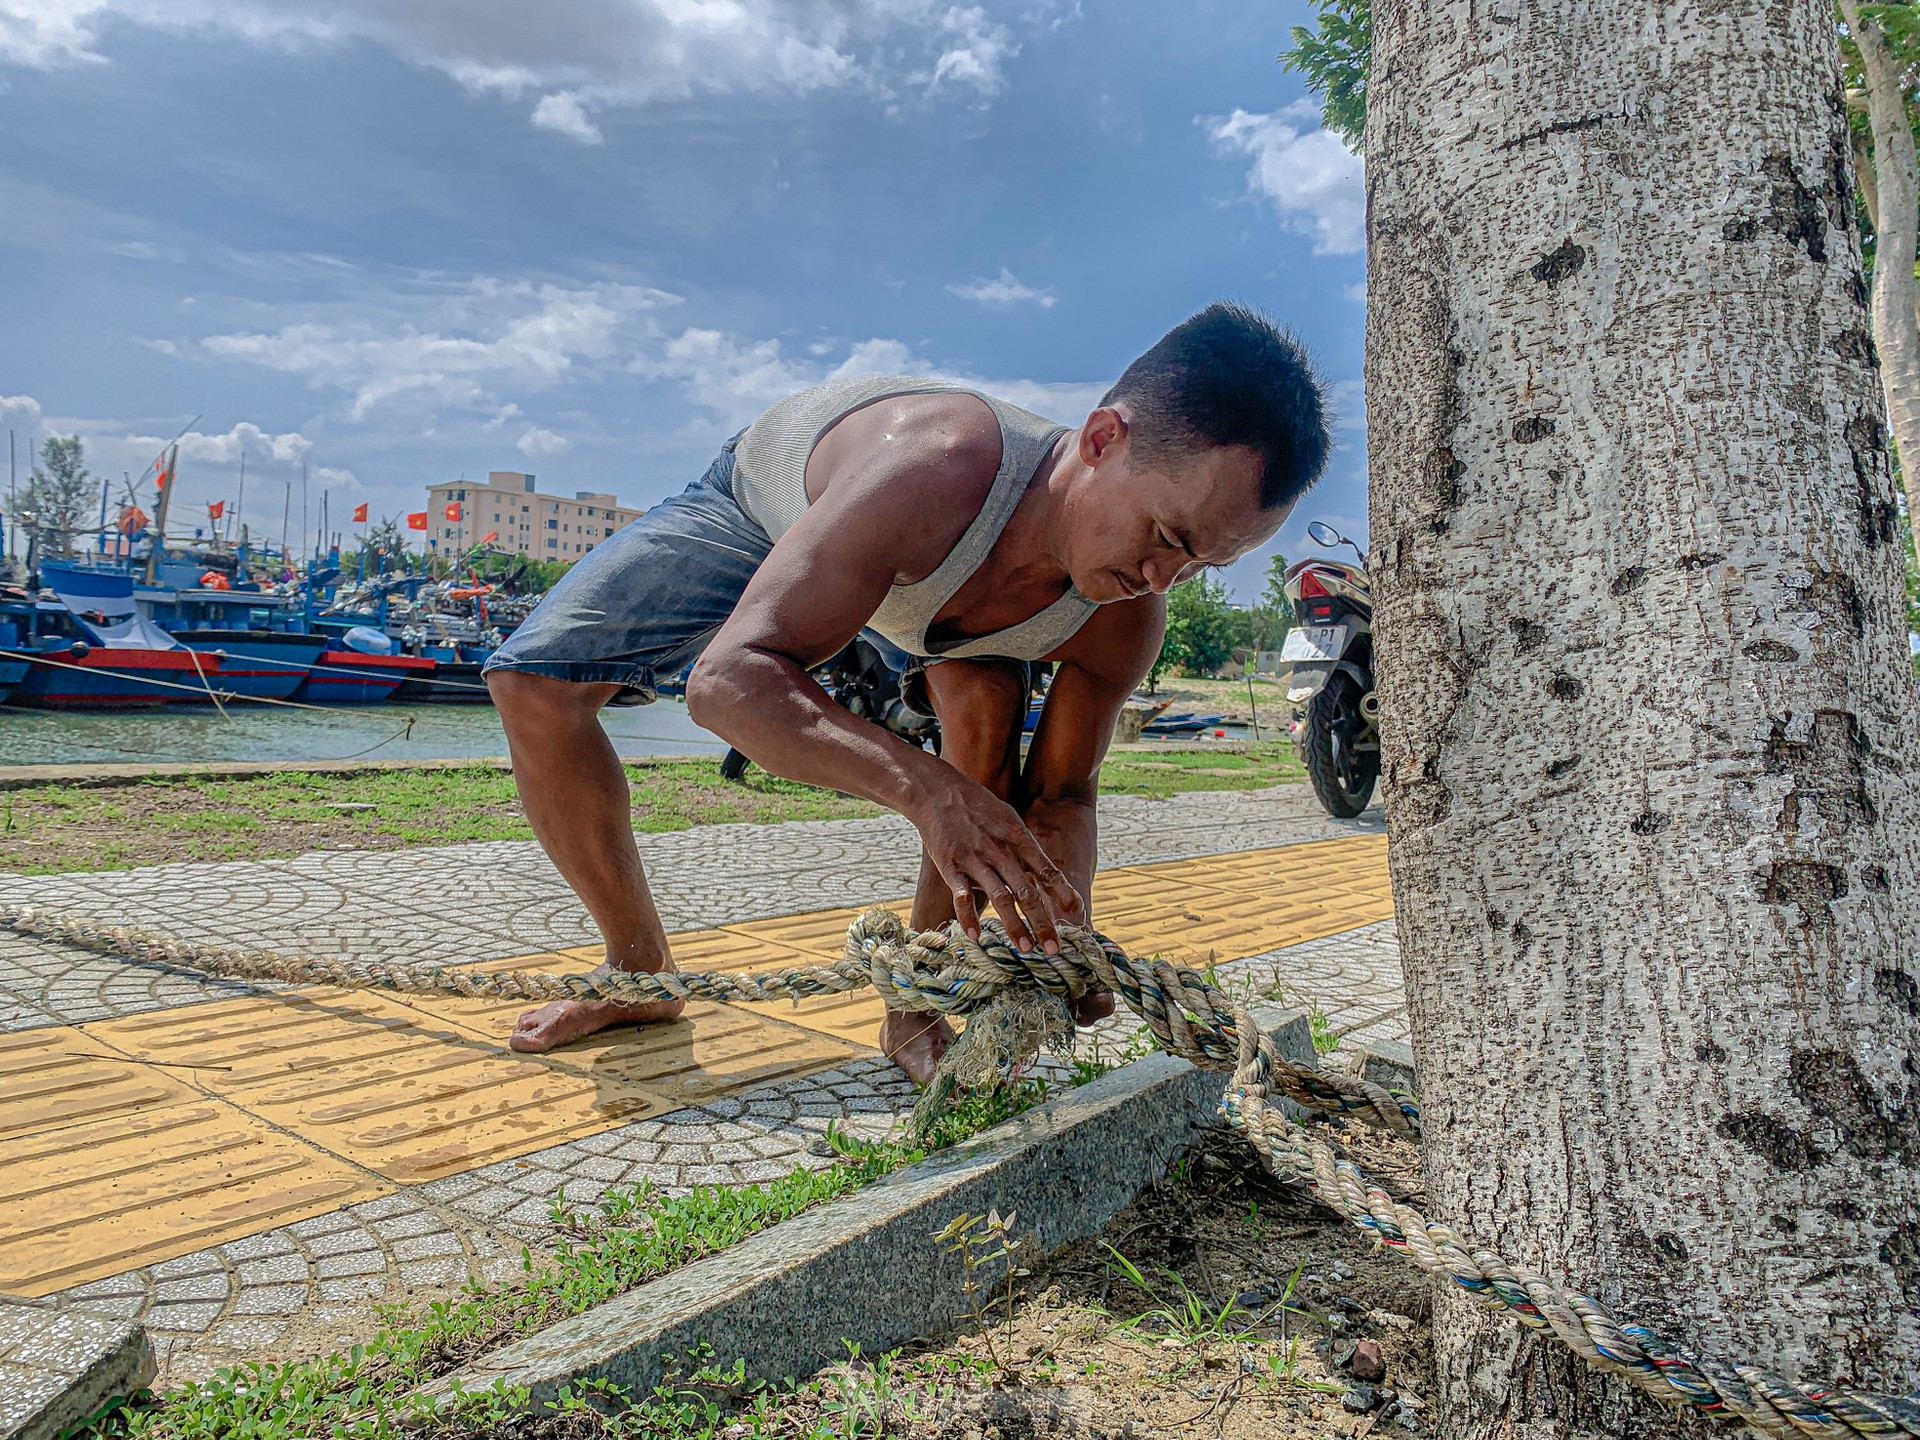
[881,1009,956,1083]
[509,966,686,1052]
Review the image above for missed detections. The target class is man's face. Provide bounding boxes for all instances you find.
[1064,412,1287,604]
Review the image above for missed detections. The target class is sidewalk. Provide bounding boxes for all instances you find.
[0,784,1400,1388]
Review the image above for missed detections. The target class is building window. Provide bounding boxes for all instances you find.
[546,538,556,549]
[546,519,557,530]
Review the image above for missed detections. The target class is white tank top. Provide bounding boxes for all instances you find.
[732,374,1099,661]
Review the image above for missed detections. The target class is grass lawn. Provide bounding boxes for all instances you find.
[0,743,1306,874]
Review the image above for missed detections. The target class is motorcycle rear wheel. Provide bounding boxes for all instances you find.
[1302,671,1378,818]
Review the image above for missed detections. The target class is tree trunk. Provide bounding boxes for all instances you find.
[1841,1,1920,534]
[1365,4,1920,1438]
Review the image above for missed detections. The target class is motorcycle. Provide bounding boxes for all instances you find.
[718,629,941,781]
[1281,520,1379,818]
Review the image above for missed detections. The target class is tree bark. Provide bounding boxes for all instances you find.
[1841,1,1920,532]
[1364,4,1920,1438]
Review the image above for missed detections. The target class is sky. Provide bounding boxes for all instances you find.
[0,0,1367,604]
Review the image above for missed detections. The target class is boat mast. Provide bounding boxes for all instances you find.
[233,448,246,549]
[144,442,178,584]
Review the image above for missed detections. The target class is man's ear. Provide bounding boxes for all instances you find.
[1079,406,1129,466]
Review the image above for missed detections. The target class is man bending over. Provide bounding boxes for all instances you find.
[482,303,1330,1081]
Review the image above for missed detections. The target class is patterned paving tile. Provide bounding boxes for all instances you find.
[4,784,1401,1389]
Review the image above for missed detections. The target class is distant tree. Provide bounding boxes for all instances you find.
[1151,573,1237,687]
[21,436,94,559]
[356,517,407,575]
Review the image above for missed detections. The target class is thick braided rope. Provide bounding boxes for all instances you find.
[850,912,1918,1440]
[3,903,1913,1437]
[0,904,1413,1135]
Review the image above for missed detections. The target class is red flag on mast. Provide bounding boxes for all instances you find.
[443,502,462,522]
[352,502,369,523]
[207,500,226,520]
[406,512,428,531]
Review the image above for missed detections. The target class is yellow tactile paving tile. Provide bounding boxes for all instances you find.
[625,835,1397,1046]
[381,947,865,1108]
[85,991,680,1184]
[0,1028,385,1296]
[0,833,1393,1295]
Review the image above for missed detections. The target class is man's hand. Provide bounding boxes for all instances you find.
[911,769,1087,954]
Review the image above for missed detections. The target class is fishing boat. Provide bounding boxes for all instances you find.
[171,631,327,701]
[293,629,435,704]
[390,650,492,704]
[6,560,227,710]
[0,589,36,706]
[1140,710,1229,737]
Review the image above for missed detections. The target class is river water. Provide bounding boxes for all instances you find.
[0,699,729,768]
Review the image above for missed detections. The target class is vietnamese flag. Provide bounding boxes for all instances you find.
[443,502,462,522]
[208,500,226,520]
[154,451,173,490]
[352,502,369,523]
[119,505,150,535]
[407,512,428,531]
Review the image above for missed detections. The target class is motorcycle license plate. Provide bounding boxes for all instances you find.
[1281,624,1346,662]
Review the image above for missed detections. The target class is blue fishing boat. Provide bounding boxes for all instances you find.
[6,561,226,710]
[171,630,327,701]
[1141,710,1228,736]
[0,589,34,705]
[293,629,434,704]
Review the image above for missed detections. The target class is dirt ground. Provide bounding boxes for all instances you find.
[833,1124,1434,1439]
[487,1124,1435,1440]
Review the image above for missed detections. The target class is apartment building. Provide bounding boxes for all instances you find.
[425,472,645,561]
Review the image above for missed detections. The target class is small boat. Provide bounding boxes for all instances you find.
[0,593,35,705]
[295,648,436,704]
[1141,710,1228,736]
[391,658,492,704]
[172,630,327,702]
[7,560,226,709]
[10,639,223,709]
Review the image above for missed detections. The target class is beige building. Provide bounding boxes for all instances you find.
[425,472,645,561]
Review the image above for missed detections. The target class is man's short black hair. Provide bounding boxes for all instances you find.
[1101,302,1331,509]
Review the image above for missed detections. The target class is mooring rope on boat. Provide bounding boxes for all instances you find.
[0,901,1910,1439]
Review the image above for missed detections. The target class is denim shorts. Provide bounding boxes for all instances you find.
[482,435,774,705]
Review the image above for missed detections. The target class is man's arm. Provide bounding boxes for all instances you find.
[1020,595,1169,917]
[685,403,1086,956]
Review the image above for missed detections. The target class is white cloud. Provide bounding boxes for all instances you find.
[517,425,569,457]
[948,266,1055,308]
[197,277,679,419]
[0,0,1040,136]
[530,90,601,145]
[1344,280,1367,303]
[312,465,361,491]
[1205,102,1365,256]
[0,393,45,434]
[156,421,314,467]
[919,5,1016,96]
[640,325,1103,429]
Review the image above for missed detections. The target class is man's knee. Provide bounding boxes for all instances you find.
[925,659,1028,793]
[489,669,614,728]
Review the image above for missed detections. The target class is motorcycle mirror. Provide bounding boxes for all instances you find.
[1306,519,1368,566]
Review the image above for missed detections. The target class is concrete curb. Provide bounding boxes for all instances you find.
[420,1010,1313,1412]
[1349,1037,1418,1097]
[0,1295,155,1440]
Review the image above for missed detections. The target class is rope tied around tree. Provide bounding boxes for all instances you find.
[0,902,1912,1440]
